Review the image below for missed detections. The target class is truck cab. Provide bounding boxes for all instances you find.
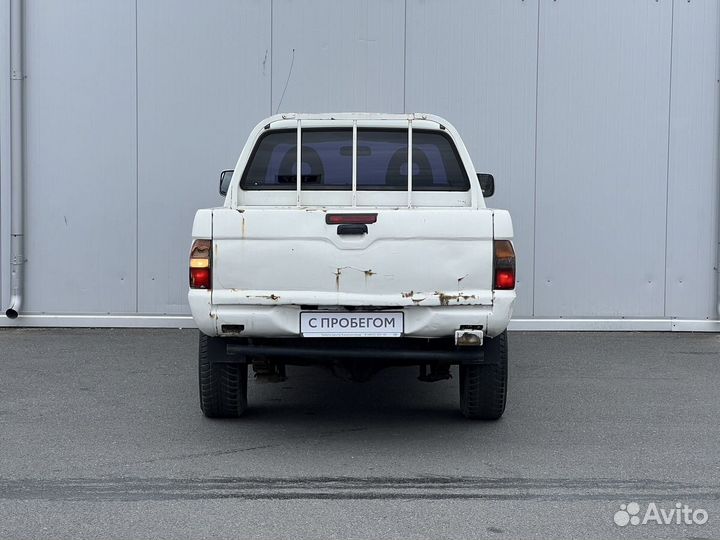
[189,113,516,420]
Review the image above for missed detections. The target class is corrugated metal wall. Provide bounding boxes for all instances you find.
[1,0,718,323]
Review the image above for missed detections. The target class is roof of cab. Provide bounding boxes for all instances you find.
[264,112,447,124]
[257,113,455,135]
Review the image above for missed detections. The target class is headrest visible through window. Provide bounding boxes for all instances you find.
[277,145,325,184]
[385,148,434,188]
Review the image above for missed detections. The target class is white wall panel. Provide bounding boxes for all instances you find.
[137,0,271,314]
[23,0,137,313]
[665,0,720,319]
[534,0,673,317]
[1,0,719,325]
[406,0,538,317]
[271,0,404,113]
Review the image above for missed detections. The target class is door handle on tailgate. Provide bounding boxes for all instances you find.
[336,224,368,235]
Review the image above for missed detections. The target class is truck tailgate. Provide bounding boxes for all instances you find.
[211,207,494,307]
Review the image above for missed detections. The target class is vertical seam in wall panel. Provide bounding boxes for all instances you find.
[270,0,273,114]
[402,0,407,112]
[531,0,541,317]
[663,0,675,318]
[134,0,139,313]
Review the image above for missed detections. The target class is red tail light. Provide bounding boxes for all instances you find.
[189,239,212,289]
[494,240,516,290]
[326,213,377,225]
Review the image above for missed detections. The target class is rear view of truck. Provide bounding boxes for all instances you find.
[189,113,516,420]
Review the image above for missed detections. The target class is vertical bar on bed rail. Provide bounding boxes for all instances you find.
[352,120,358,207]
[407,118,413,207]
[296,119,302,206]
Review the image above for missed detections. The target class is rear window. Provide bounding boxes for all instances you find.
[240,129,470,191]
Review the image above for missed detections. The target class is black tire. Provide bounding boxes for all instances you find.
[198,332,248,418]
[459,330,508,420]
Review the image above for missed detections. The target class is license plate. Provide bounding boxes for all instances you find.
[300,312,403,337]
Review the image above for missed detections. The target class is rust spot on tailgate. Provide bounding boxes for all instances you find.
[246,293,279,301]
[437,292,477,306]
[363,269,374,287]
[402,291,428,304]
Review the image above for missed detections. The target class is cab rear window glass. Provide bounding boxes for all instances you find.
[240,129,470,191]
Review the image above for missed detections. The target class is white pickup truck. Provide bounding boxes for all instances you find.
[189,113,515,420]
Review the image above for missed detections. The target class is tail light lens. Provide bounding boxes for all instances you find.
[494,240,516,290]
[189,239,212,289]
[326,213,378,225]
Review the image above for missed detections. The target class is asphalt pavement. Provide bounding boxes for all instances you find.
[0,329,719,539]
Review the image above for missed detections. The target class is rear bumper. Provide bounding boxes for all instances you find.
[222,337,489,365]
[189,290,514,338]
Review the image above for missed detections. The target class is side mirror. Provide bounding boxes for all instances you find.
[477,173,494,198]
[219,169,233,196]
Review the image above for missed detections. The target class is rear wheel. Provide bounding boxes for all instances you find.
[198,332,248,418]
[459,331,508,420]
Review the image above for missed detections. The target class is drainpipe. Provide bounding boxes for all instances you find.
[5,0,24,319]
